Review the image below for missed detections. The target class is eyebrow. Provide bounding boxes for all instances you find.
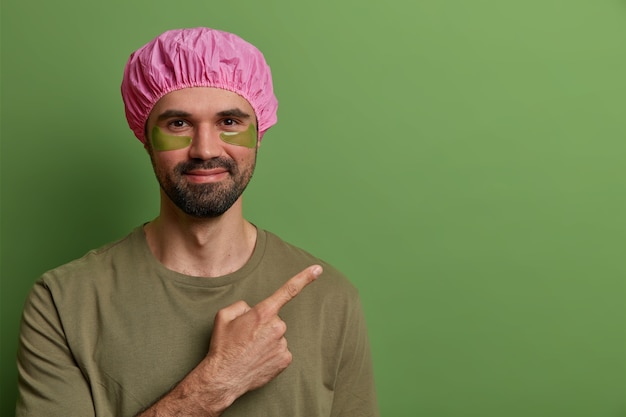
[217,108,252,119]
[156,110,192,122]
[155,108,252,121]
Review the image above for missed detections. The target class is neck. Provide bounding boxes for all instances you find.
[144,193,257,278]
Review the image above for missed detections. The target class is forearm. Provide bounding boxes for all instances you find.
[135,358,239,417]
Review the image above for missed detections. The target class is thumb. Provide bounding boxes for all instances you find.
[214,300,252,324]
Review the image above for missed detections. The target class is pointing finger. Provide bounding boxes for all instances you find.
[257,265,323,314]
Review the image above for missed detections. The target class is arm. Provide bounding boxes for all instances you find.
[16,280,95,417]
[330,296,380,417]
[136,265,323,417]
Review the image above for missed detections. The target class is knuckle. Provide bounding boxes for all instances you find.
[278,320,287,334]
[285,282,299,298]
[283,350,293,366]
[272,320,287,337]
[214,308,229,322]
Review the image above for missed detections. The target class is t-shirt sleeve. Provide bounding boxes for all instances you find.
[16,279,95,417]
[330,295,380,417]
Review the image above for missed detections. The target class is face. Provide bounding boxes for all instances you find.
[145,87,259,218]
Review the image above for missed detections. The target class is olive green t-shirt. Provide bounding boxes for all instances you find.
[16,227,378,417]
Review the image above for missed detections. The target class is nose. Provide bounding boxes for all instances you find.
[188,125,223,160]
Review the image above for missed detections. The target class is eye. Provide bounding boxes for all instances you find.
[168,119,189,129]
[222,118,238,126]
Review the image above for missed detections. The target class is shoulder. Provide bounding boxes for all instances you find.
[37,226,145,292]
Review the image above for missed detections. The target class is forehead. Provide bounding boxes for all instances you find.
[148,87,255,120]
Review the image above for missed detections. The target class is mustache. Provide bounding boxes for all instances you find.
[175,157,237,174]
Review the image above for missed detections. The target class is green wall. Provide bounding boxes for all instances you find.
[2,1,625,416]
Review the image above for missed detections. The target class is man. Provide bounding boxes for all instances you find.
[16,28,378,416]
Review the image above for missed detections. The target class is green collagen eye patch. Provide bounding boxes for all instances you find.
[150,124,257,151]
[219,123,257,148]
[151,126,192,151]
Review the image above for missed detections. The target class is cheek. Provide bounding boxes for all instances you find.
[149,151,183,177]
[233,148,257,164]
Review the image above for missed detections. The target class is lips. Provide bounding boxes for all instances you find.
[184,168,230,183]
[186,168,228,176]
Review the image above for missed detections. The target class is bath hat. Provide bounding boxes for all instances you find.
[121,27,278,143]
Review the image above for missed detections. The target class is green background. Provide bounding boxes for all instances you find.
[2,1,625,416]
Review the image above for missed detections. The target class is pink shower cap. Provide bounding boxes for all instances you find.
[121,27,278,144]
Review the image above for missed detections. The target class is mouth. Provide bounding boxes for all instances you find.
[184,168,230,183]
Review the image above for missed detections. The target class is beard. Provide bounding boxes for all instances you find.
[153,155,256,218]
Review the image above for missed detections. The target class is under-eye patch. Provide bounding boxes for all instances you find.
[150,124,257,151]
[151,126,192,151]
[219,123,257,148]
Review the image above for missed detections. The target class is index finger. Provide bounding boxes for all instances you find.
[257,265,323,314]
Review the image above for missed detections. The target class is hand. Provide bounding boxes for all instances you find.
[207,264,324,396]
[136,265,323,417]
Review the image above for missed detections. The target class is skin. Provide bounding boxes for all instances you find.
[135,87,322,416]
[144,87,260,276]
